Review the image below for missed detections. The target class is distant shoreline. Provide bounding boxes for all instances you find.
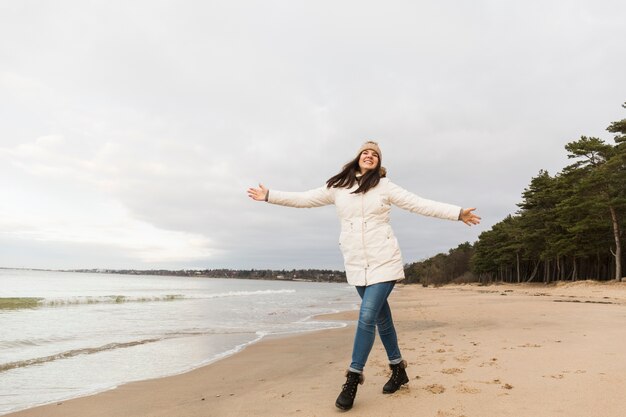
[0,267,347,283]
[4,267,625,287]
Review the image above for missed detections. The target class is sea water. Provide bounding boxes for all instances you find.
[0,269,359,415]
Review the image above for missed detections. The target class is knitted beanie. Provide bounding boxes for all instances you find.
[357,141,382,160]
[356,141,386,177]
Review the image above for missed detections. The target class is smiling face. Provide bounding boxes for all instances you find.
[358,149,380,174]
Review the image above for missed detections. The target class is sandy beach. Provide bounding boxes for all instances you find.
[7,281,626,417]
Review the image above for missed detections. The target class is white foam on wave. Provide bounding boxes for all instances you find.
[204,289,296,299]
[38,294,185,307]
[28,289,297,309]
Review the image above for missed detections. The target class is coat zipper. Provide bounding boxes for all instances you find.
[361,193,369,286]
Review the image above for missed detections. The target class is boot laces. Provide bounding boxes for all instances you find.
[342,373,360,395]
[390,364,403,383]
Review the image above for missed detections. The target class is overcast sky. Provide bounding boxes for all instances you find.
[1,0,625,270]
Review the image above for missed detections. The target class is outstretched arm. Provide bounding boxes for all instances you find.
[459,207,481,226]
[388,181,480,225]
[388,181,462,220]
[247,183,334,208]
[247,184,269,201]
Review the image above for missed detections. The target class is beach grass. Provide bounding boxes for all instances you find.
[0,297,43,310]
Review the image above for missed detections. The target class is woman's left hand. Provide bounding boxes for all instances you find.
[247,183,269,201]
[460,208,481,226]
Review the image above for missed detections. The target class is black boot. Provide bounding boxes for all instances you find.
[335,370,364,411]
[382,360,409,394]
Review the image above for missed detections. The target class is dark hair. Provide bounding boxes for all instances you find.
[326,152,386,194]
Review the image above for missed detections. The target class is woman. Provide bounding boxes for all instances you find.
[247,141,480,411]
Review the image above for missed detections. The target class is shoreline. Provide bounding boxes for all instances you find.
[6,281,626,417]
[4,314,360,417]
[1,300,358,417]
[0,273,358,416]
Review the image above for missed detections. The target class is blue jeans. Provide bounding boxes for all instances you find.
[349,281,403,373]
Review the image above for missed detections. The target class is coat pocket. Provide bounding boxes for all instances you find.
[339,231,363,272]
[366,226,401,263]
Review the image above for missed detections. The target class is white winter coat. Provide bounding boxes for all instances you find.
[268,178,462,286]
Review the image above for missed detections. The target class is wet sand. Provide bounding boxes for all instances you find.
[7,281,626,417]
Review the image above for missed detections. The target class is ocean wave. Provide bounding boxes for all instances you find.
[0,336,74,349]
[0,297,43,310]
[0,338,163,373]
[0,295,186,310]
[0,289,296,310]
[0,328,269,371]
[40,294,187,307]
[0,329,255,351]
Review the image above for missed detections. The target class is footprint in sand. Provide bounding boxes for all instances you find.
[454,384,481,394]
[478,357,499,368]
[478,379,502,385]
[424,384,446,394]
[545,370,586,379]
[436,409,468,417]
[441,368,464,375]
[454,354,473,363]
[479,379,512,390]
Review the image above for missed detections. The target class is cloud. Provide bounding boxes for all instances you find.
[0,136,217,267]
[1,0,625,269]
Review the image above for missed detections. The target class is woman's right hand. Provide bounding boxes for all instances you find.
[247,183,269,201]
[459,207,481,226]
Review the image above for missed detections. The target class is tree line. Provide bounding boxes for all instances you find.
[69,268,347,283]
[405,103,626,285]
